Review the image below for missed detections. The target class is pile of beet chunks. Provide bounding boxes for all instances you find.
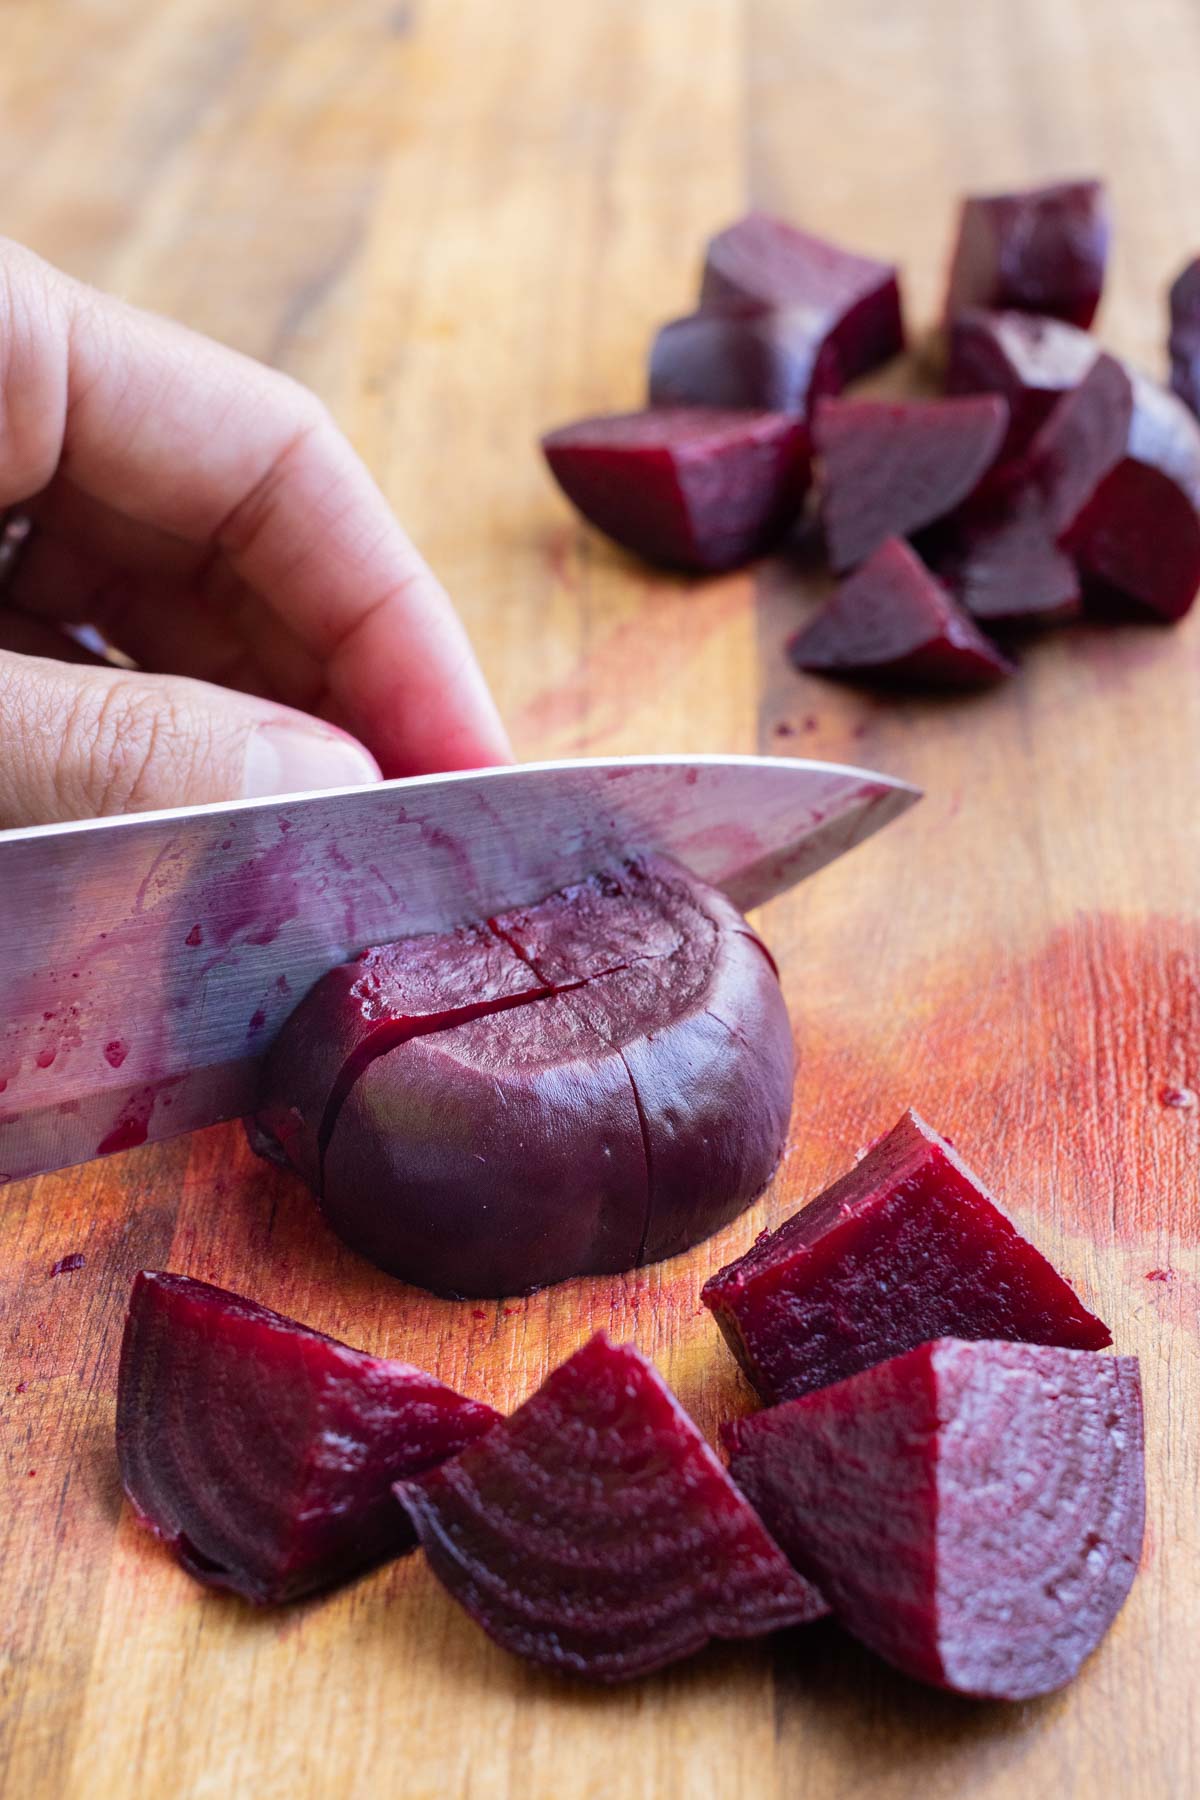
[541,177,1200,686]
[117,1110,1143,1701]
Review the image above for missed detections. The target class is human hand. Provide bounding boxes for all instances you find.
[0,239,512,829]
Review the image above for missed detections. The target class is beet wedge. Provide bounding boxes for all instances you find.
[789,537,1013,688]
[814,395,1008,572]
[699,212,904,385]
[925,488,1081,628]
[724,1339,1144,1701]
[943,179,1110,329]
[395,1332,826,1683]
[540,407,809,572]
[946,308,1100,460]
[649,213,902,417]
[702,1108,1111,1405]
[254,855,793,1298]
[116,1272,499,1603]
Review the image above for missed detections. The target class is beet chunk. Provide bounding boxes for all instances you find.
[649,214,902,417]
[814,395,1008,572]
[699,212,904,384]
[946,308,1100,458]
[395,1331,826,1683]
[724,1339,1144,1701]
[540,407,809,571]
[948,310,1200,620]
[254,855,793,1298]
[789,538,1013,688]
[926,489,1081,627]
[1168,257,1200,417]
[116,1272,498,1603]
[702,1109,1111,1404]
[943,179,1110,329]
[649,304,843,417]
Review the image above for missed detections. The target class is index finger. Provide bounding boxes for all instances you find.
[0,239,512,775]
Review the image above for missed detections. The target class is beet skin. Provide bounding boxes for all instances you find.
[253,856,794,1298]
[540,407,809,571]
[116,1272,498,1603]
[724,1338,1144,1701]
[789,537,1013,688]
[396,1331,826,1683]
[702,1108,1111,1404]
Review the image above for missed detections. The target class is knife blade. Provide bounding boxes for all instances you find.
[0,753,918,1183]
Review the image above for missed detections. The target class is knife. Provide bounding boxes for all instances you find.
[0,753,918,1183]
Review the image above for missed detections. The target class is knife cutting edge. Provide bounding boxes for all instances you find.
[0,753,919,1183]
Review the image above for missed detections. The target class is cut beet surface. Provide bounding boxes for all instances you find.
[1169,257,1200,418]
[788,537,1013,689]
[649,213,902,417]
[702,1109,1110,1405]
[395,1331,826,1683]
[814,395,1008,572]
[724,1338,1144,1701]
[540,407,809,572]
[943,179,1110,330]
[924,488,1081,628]
[253,855,793,1298]
[116,1272,499,1604]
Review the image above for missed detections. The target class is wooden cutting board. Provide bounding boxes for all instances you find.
[2,1,1197,1794]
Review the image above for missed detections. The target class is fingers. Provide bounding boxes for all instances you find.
[0,238,512,776]
[0,649,381,830]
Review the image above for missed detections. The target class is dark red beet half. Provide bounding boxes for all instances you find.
[723,1338,1144,1701]
[699,212,904,385]
[254,855,793,1298]
[943,179,1110,329]
[702,1108,1111,1405]
[788,538,1013,689]
[540,408,809,572]
[814,395,1008,572]
[395,1332,826,1683]
[648,214,902,418]
[924,488,1081,628]
[1168,257,1200,418]
[946,308,1099,459]
[116,1272,499,1604]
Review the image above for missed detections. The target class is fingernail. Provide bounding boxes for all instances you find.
[244,721,381,799]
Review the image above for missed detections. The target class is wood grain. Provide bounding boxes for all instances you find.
[2,1,1199,1795]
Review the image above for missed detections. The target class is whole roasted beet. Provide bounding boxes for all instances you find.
[254,856,794,1298]
[943,179,1110,329]
[395,1331,826,1683]
[649,213,902,417]
[116,1272,498,1603]
[702,1109,1110,1405]
[540,408,809,571]
[1169,257,1200,417]
[814,395,1008,572]
[788,538,1013,688]
[724,1339,1144,1701]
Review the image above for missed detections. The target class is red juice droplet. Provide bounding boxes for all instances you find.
[185,924,204,947]
[103,1040,128,1069]
[1158,1084,1196,1109]
[50,1253,85,1277]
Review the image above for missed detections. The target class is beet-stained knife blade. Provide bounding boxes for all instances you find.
[0,754,918,1182]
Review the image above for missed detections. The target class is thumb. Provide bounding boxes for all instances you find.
[0,650,382,829]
